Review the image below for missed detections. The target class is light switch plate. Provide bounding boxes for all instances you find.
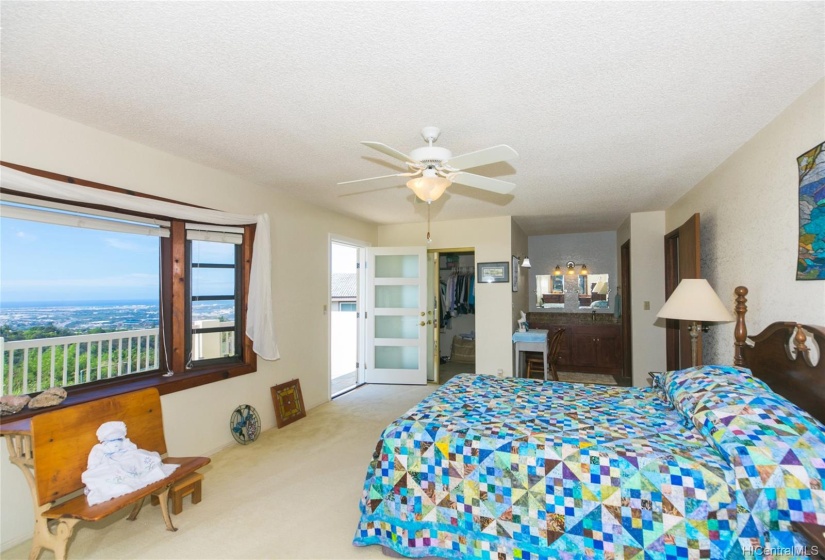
[644,301,650,310]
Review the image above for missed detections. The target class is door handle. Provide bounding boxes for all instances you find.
[420,321,426,326]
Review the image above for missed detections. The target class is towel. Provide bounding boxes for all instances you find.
[82,421,178,506]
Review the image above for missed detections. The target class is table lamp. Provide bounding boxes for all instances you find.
[656,279,733,367]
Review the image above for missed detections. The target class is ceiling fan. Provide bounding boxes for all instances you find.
[338,127,518,203]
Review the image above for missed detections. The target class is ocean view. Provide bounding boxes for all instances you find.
[0,300,236,333]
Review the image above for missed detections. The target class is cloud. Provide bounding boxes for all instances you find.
[105,237,156,252]
[15,230,37,242]
[2,274,159,289]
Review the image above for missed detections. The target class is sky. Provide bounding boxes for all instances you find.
[331,242,358,274]
[1,217,160,303]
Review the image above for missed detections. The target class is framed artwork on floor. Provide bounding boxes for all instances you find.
[271,379,306,428]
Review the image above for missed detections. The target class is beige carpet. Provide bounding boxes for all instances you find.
[3,383,437,560]
[556,371,617,385]
[436,361,475,385]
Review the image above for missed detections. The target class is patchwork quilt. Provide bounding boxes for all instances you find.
[353,372,825,559]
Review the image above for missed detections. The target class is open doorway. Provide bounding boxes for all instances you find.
[330,239,365,397]
[664,213,701,369]
[432,249,476,385]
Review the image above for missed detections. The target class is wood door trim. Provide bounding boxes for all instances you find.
[620,240,632,379]
[664,213,701,369]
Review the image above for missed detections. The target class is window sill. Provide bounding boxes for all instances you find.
[0,362,256,425]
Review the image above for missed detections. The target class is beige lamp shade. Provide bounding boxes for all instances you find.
[657,279,733,322]
[406,169,450,202]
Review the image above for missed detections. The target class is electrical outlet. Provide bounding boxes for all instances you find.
[497,368,503,376]
[644,301,650,310]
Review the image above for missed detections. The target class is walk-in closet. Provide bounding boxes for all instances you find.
[437,251,475,384]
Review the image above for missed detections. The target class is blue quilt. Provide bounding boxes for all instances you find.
[354,372,825,559]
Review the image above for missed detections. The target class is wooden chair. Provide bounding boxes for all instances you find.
[526,328,565,381]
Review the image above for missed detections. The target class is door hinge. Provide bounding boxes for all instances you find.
[356,362,359,369]
[356,312,360,318]
[365,311,368,319]
[357,262,360,269]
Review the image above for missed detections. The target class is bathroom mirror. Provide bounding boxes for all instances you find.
[535,275,565,308]
[578,273,610,309]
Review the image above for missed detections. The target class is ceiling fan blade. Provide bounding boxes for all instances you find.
[361,141,420,165]
[338,172,411,189]
[442,145,518,171]
[339,185,405,197]
[450,172,515,195]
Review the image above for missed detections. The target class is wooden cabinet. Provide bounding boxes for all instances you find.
[569,325,622,374]
[547,325,572,367]
[526,316,623,376]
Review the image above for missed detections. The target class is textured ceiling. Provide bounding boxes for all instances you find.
[1,2,823,235]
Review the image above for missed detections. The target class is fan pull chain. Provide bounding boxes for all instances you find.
[427,201,432,244]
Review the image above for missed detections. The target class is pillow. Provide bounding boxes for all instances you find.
[657,365,770,424]
[654,366,825,533]
[690,387,825,532]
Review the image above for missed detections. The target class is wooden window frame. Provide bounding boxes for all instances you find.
[184,236,244,368]
[0,162,257,423]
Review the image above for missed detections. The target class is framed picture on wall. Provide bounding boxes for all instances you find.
[512,255,519,292]
[478,262,508,283]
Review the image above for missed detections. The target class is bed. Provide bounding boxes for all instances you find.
[353,286,825,559]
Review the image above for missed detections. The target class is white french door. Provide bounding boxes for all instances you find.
[365,247,428,385]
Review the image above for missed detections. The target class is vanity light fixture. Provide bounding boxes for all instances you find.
[520,257,531,268]
[563,261,587,275]
[553,265,562,276]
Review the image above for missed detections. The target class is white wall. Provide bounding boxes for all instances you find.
[628,212,667,387]
[330,311,357,378]
[0,98,377,549]
[527,231,618,314]
[377,216,514,377]
[666,79,825,364]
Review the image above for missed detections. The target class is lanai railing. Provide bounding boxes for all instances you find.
[1,322,236,396]
[1,328,160,396]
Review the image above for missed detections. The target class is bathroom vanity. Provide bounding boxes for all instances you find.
[526,313,624,377]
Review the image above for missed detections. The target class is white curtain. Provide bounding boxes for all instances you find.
[0,166,279,360]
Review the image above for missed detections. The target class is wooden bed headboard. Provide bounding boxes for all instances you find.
[732,286,825,424]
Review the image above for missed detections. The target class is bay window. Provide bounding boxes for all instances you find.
[0,163,260,409]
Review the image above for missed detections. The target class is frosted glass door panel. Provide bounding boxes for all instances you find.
[375,316,420,339]
[375,255,419,278]
[366,246,427,385]
[375,346,419,370]
[374,285,419,308]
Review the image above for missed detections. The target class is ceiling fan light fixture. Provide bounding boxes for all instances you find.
[406,169,451,202]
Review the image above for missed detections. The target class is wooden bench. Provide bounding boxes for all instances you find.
[1,388,210,560]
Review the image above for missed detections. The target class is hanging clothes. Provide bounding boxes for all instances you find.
[439,257,476,330]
